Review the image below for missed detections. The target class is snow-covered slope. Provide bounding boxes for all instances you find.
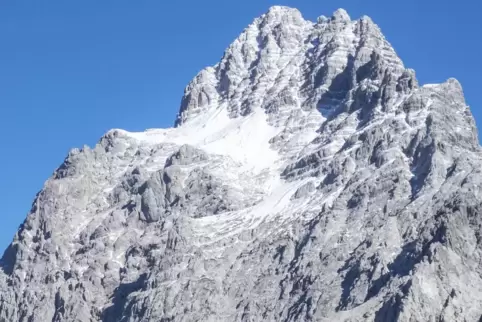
[1,6,482,322]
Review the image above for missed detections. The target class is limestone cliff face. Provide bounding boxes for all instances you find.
[1,6,481,322]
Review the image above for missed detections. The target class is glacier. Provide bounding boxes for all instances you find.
[1,6,482,322]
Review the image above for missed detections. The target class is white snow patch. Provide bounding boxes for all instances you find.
[117,106,282,173]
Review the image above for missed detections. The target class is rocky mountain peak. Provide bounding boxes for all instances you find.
[262,5,304,21]
[2,6,482,322]
[175,7,408,129]
[332,8,351,22]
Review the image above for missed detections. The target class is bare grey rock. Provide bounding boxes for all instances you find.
[1,6,482,322]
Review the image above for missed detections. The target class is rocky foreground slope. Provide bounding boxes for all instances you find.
[1,6,482,322]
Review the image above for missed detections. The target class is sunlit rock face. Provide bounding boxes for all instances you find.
[2,6,482,322]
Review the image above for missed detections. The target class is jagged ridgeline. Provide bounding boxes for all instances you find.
[1,6,481,322]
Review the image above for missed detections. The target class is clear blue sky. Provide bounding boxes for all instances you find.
[0,0,480,252]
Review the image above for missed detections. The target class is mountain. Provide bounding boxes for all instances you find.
[1,6,482,322]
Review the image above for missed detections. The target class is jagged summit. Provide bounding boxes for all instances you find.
[265,5,302,15]
[175,6,406,128]
[332,8,351,21]
[2,6,482,322]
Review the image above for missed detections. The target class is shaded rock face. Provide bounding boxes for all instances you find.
[1,6,482,322]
